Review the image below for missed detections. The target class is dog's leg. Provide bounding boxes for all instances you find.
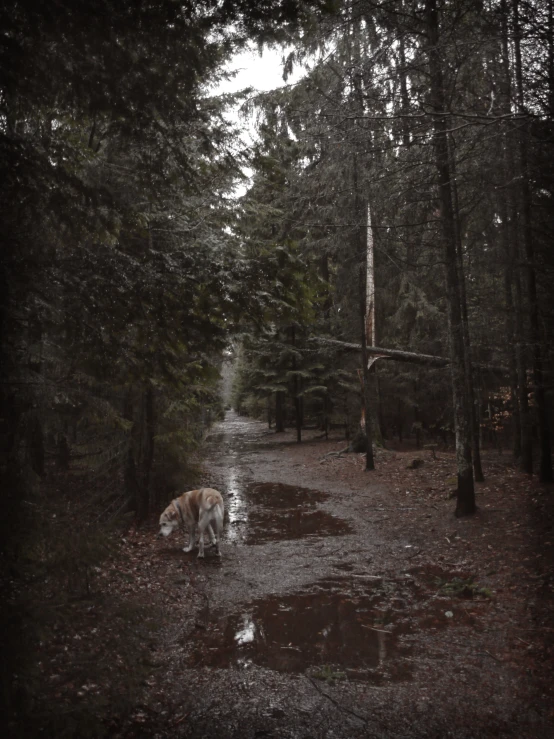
[197,528,205,558]
[212,506,223,557]
[183,523,196,553]
[207,523,217,547]
[197,515,214,558]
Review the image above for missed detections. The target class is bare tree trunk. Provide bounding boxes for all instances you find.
[125,384,155,520]
[499,0,531,469]
[143,384,155,513]
[398,23,411,149]
[548,0,554,118]
[426,0,475,515]
[512,0,553,482]
[360,263,375,470]
[291,326,302,443]
[500,198,523,459]
[448,139,484,482]
[275,391,285,432]
[313,337,507,373]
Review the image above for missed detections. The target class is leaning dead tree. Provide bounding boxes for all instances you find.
[359,202,376,471]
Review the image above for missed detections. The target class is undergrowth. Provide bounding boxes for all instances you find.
[435,576,493,599]
[4,471,161,739]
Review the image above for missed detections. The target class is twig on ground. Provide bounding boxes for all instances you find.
[477,650,503,663]
[173,712,190,726]
[306,677,368,726]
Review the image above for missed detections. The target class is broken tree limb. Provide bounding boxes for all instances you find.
[320,446,349,460]
[310,337,507,374]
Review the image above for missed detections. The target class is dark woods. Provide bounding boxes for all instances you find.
[232,0,554,508]
[1,0,554,733]
[0,0,327,729]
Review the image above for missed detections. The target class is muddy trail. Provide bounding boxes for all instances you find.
[116,412,553,737]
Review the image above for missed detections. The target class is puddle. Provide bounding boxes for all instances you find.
[244,509,352,544]
[250,482,328,508]
[223,481,352,545]
[184,577,414,682]
[184,570,489,682]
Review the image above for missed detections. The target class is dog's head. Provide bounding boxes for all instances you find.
[158,502,179,539]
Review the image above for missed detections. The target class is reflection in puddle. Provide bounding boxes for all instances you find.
[235,613,256,645]
[185,579,414,683]
[245,508,352,544]
[185,569,488,682]
[225,465,248,544]
[250,482,328,508]
[223,480,352,545]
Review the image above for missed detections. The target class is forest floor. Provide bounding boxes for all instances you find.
[22,411,554,738]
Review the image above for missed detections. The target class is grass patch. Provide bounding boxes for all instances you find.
[435,576,492,599]
[309,664,347,684]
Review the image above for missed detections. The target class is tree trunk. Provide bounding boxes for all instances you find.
[142,384,155,512]
[426,0,475,515]
[499,0,531,469]
[312,337,506,373]
[275,391,285,432]
[291,326,302,443]
[548,0,554,118]
[29,413,45,477]
[360,266,375,471]
[512,0,553,483]
[448,138,484,482]
[399,23,411,149]
[125,384,155,520]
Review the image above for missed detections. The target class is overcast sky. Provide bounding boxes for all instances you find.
[216,45,296,95]
[214,45,305,194]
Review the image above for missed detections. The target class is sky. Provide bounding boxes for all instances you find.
[214,45,306,195]
[216,45,297,95]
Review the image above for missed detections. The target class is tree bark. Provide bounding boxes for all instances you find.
[125,384,155,520]
[499,0,531,469]
[291,326,302,443]
[512,0,553,483]
[426,0,475,515]
[275,390,285,432]
[448,138,484,482]
[312,337,506,373]
[360,268,375,470]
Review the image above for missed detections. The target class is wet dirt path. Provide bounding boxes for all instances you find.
[149,411,553,739]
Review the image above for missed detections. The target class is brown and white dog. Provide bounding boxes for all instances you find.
[158,488,224,558]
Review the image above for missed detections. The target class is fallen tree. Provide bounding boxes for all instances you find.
[310,337,507,374]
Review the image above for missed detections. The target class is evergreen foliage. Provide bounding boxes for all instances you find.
[0,0,336,729]
[235,0,554,487]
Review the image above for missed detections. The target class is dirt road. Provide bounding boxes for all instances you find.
[133,411,553,738]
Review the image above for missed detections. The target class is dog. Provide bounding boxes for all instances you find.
[158,488,224,558]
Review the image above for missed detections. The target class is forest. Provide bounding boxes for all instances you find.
[1,0,554,736]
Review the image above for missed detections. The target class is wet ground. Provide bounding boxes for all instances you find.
[142,411,553,738]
